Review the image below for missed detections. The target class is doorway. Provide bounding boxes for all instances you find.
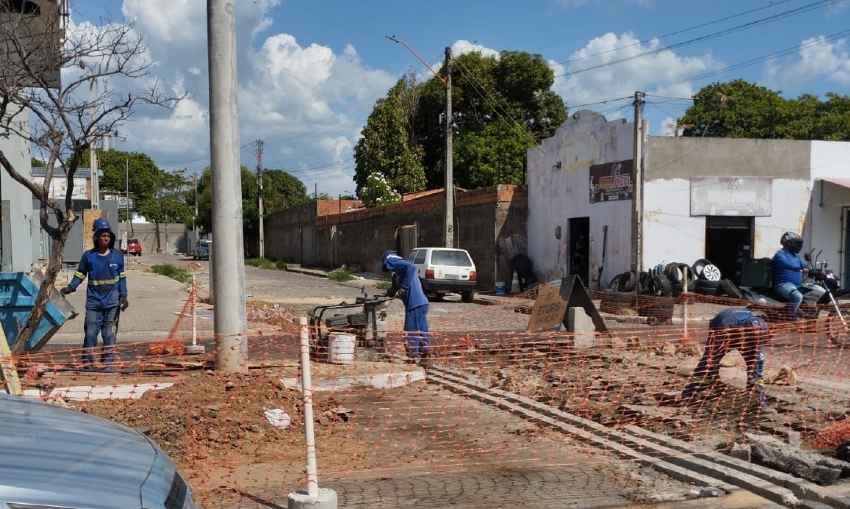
[843,208,850,288]
[705,216,754,285]
[568,217,590,285]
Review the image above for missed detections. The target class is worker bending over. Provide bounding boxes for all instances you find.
[682,308,768,408]
[383,251,430,363]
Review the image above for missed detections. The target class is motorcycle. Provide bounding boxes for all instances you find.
[805,250,850,346]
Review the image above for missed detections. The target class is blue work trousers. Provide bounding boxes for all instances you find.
[404,305,429,360]
[683,330,765,405]
[83,307,118,367]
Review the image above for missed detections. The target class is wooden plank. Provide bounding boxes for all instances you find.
[527,283,568,332]
[0,323,22,396]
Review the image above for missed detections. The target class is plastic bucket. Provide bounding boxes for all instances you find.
[328,333,355,365]
[495,282,506,295]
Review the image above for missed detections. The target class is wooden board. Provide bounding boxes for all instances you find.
[528,283,568,332]
[82,209,105,248]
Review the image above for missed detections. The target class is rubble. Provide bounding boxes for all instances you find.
[747,433,850,485]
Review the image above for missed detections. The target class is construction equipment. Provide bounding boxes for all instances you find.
[308,289,393,359]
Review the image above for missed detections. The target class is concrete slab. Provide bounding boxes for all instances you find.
[568,306,596,349]
[22,382,173,401]
[281,369,426,392]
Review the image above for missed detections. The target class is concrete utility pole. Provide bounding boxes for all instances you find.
[124,159,130,242]
[207,0,247,373]
[444,46,454,248]
[192,174,198,247]
[631,91,645,303]
[256,139,265,260]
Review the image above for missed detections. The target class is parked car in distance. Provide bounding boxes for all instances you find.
[194,239,211,260]
[0,393,198,509]
[127,238,142,256]
[407,247,477,302]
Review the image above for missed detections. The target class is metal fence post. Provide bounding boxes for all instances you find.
[682,267,689,341]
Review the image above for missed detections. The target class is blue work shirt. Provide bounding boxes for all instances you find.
[710,308,767,331]
[384,255,429,310]
[772,248,805,287]
[67,249,127,310]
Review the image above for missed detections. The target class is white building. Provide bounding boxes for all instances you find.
[527,110,850,289]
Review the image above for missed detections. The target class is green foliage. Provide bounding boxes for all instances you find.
[354,74,427,200]
[195,166,309,233]
[375,281,391,290]
[137,170,192,225]
[359,172,401,208]
[680,80,850,140]
[455,120,535,188]
[355,51,566,196]
[246,257,277,270]
[275,260,288,271]
[31,158,44,167]
[327,267,354,282]
[151,264,192,284]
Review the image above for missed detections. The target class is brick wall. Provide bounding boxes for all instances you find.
[264,186,527,291]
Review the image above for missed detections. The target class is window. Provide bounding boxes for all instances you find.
[430,250,472,267]
[414,250,427,264]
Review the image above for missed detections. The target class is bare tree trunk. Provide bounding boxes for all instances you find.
[12,220,72,354]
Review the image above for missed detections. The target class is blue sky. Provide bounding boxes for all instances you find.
[73,0,850,194]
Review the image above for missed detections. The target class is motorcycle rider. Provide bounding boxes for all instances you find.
[773,231,824,320]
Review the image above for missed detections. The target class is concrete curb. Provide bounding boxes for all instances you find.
[426,366,826,508]
[281,369,425,392]
[285,266,330,278]
[424,370,736,494]
[23,382,174,401]
[623,425,850,509]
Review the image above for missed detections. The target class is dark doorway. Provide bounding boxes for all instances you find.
[568,217,590,284]
[705,216,754,285]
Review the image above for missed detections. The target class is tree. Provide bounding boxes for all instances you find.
[136,170,192,253]
[353,74,426,198]
[359,172,401,207]
[355,50,566,197]
[83,148,161,223]
[680,80,850,141]
[195,166,308,236]
[0,12,178,352]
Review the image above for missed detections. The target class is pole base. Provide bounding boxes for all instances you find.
[186,345,206,355]
[288,488,337,509]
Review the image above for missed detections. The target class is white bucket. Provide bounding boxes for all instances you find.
[328,333,356,365]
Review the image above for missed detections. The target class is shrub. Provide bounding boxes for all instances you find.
[151,264,192,284]
[327,267,354,282]
[246,258,276,270]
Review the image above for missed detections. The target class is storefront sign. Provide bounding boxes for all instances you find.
[690,177,772,216]
[589,160,634,203]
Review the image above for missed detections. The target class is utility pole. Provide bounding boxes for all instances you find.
[124,159,130,244]
[631,91,645,304]
[256,139,265,260]
[444,46,454,248]
[207,0,246,373]
[192,174,198,247]
[314,182,318,200]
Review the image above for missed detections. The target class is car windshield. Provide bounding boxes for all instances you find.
[430,250,472,267]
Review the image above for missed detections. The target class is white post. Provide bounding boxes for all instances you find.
[300,316,319,498]
[192,274,197,347]
[682,267,689,341]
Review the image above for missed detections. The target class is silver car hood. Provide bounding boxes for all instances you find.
[0,394,156,509]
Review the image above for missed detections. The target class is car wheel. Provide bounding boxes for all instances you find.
[462,291,474,303]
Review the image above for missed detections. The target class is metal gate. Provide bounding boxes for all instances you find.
[399,224,417,259]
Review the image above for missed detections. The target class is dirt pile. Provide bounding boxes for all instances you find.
[78,371,344,467]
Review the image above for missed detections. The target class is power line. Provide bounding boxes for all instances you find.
[681,27,850,84]
[556,0,799,65]
[569,96,634,110]
[555,0,839,78]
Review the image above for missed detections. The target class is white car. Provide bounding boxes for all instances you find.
[407,247,477,302]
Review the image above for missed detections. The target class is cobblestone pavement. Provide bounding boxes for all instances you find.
[224,383,690,509]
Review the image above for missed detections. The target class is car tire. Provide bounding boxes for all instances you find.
[718,279,745,299]
[650,273,673,297]
[462,291,474,303]
[694,279,721,295]
[692,258,713,279]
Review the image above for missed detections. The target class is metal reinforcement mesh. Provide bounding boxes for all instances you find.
[5,285,850,508]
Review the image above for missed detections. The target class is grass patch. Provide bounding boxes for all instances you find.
[275,260,288,271]
[151,264,192,284]
[246,258,277,270]
[327,267,354,282]
[375,281,391,290]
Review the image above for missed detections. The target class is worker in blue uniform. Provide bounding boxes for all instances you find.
[61,218,129,370]
[682,308,769,407]
[383,251,430,362]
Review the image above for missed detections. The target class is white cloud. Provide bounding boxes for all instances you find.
[765,36,850,86]
[98,0,393,195]
[451,40,499,59]
[552,32,716,109]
